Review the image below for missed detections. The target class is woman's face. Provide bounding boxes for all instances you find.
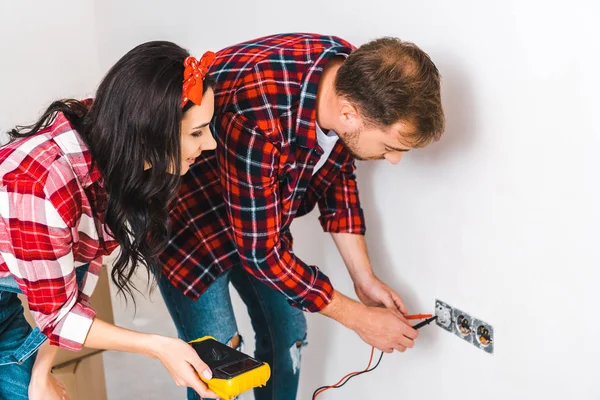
[179,88,217,175]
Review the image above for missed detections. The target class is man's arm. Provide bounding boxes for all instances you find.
[216,112,334,312]
[331,232,408,316]
[317,150,409,315]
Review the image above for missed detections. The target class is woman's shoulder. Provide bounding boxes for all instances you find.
[0,116,88,209]
[0,130,64,188]
[0,139,87,233]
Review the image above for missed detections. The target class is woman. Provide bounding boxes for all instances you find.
[0,41,219,399]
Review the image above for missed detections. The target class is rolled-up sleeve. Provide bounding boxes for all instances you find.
[217,113,334,312]
[318,157,366,235]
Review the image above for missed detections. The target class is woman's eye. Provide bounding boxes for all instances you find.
[191,131,202,138]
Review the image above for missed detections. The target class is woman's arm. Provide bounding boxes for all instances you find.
[84,317,217,397]
[29,318,219,400]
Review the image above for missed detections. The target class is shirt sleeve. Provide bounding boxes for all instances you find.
[317,155,367,235]
[1,185,96,351]
[216,112,334,312]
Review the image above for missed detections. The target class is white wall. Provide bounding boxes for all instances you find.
[3,1,598,398]
[93,2,599,399]
[0,1,102,141]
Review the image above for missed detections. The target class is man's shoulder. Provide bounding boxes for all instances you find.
[212,33,354,72]
[211,34,355,145]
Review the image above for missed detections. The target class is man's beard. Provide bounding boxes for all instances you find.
[338,128,383,161]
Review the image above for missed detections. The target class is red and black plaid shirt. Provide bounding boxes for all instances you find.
[0,106,118,350]
[160,33,366,312]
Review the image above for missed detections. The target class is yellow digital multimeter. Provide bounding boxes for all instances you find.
[189,336,271,400]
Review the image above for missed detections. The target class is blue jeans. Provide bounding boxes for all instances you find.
[0,266,88,399]
[159,266,307,400]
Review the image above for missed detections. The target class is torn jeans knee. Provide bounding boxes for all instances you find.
[289,337,308,375]
[227,333,243,351]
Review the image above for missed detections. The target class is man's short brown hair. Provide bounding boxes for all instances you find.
[335,37,445,147]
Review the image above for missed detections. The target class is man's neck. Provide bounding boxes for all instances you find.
[316,57,344,131]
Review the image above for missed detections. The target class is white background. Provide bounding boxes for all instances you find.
[1,1,598,398]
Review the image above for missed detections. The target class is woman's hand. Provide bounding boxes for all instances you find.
[29,371,69,400]
[29,341,68,399]
[152,336,220,399]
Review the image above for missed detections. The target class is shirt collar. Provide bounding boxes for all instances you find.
[295,45,354,149]
[50,99,103,189]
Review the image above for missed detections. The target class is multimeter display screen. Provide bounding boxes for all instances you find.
[218,358,262,376]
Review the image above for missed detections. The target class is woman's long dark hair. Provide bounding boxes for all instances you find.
[7,41,215,298]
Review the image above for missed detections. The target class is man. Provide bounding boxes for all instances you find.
[158,33,445,400]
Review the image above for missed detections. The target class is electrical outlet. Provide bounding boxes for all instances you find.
[434,299,453,332]
[434,299,494,355]
[452,308,474,344]
[472,318,494,354]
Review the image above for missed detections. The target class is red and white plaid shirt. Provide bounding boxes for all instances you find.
[0,106,118,351]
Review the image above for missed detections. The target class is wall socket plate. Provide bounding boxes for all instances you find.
[434,299,494,354]
[434,299,453,332]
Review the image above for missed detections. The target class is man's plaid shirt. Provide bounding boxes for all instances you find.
[160,33,366,312]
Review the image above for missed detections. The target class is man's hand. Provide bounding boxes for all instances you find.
[354,274,408,316]
[355,306,417,352]
[320,290,417,353]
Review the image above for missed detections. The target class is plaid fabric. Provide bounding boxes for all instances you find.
[0,108,118,350]
[161,33,366,312]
